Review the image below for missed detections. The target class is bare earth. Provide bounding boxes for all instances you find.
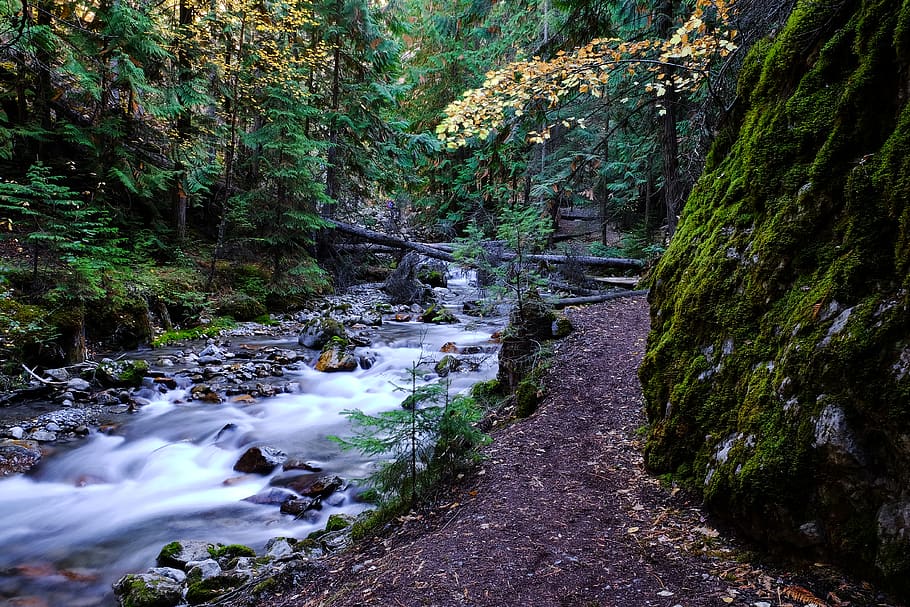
[260,296,894,607]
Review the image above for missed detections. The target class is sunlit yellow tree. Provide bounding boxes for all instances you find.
[436,0,736,148]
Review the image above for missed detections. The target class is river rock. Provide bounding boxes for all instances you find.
[233,445,287,474]
[314,346,358,372]
[186,558,221,581]
[0,439,42,475]
[28,429,57,442]
[97,359,150,387]
[244,487,297,505]
[265,537,295,559]
[67,378,91,393]
[113,568,185,607]
[358,352,377,369]
[157,540,214,569]
[434,354,461,377]
[44,367,70,381]
[286,474,343,499]
[280,497,321,516]
[419,303,458,324]
[298,317,347,350]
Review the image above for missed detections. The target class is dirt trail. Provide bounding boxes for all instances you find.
[260,296,889,607]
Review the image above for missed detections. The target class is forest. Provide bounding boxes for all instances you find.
[0,0,745,370]
[3,0,910,603]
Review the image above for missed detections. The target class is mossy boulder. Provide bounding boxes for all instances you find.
[298,317,347,350]
[113,568,185,607]
[96,359,149,387]
[215,293,267,322]
[640,0,910,596]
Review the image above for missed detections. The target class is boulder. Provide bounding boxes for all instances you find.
[434,355,461,377]
[382,252,437,305]
[156,540,214,569]
[314,346,357,373]
[96,359,150,387]
[113,568,185,607]
[297,317,347,350]
[233,446,287,474]
[419,304,458,324]
[0,440,42,475]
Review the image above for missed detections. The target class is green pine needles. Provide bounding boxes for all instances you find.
[331,361,490,523]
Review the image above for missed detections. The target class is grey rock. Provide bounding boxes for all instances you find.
[157,539,216,569]
[45,368,70,381]
[113,570,184,607]
[0,439,42,475]
[187,558,222,581]
[29,430,57,442]
[233,445,287,474]
[67,378,91,392]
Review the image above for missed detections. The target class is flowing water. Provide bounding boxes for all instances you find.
[0,276,502,606]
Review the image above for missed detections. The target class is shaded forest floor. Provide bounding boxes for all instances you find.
[259,296,897,607]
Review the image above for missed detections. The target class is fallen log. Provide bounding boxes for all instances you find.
[325,219,645,270]
[326,220,455,262]
[522,252,644,270]
[546,289,650,308]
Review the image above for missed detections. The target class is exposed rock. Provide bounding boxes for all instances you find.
[314,346,358,372]
[0,439,42,475]
[383,251,437,305]
[419,303,458,324]
[639,0,910,594]
[435,354,461,377]
[243,487,297,505]
[44,367,69,382]
[67,378,91,393]
[233,446,287,474]
[157,540,214,569]
[113,568,185,607]
[96,359,150,387]
[298,317,347,350]
[280,497,321,516]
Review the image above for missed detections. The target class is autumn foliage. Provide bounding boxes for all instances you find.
[436,0,736,148]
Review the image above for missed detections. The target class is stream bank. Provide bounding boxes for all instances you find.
[0,275,505,607]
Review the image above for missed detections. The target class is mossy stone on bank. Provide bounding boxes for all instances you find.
[640,0,910,595]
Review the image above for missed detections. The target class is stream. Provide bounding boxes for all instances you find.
[0,275,502,607]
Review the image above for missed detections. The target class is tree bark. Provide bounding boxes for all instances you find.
[546,289,649,308]
[325,220,645,269]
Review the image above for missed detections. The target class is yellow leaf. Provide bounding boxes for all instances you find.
[626,526,640,534]
[721,598,734,604]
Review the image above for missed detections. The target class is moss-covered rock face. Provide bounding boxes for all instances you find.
[640,0,910,595]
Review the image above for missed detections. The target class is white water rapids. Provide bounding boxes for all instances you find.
[0,277,502,606]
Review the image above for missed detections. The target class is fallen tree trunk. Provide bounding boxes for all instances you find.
[325,220,645,269]
[326,220,455,262]
[522,252,644,269]
[546,289,650,308]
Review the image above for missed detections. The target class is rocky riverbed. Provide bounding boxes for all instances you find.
[0,276,505,607]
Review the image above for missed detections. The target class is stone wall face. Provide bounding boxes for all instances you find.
[640,0,910,594]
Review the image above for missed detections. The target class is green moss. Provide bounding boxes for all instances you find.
[156,541,182,567]
[207,543,256,560]
[152,317,237,347]
[641,0,910,593]
[325,513,353,532]
[514,378,540,418]
[215,292,267,322]
[252,577,278,595]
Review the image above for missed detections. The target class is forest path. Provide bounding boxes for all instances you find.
[260,296,878,607]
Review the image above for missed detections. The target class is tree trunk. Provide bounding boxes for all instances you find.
[655,0,684,238]
[325,219,645,269]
